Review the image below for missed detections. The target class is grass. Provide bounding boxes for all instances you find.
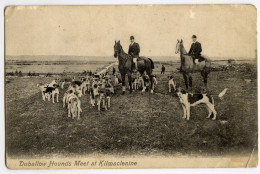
[5,62,257,158]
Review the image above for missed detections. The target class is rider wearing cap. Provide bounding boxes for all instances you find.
[188,35,204,64]
[128,36,140,71]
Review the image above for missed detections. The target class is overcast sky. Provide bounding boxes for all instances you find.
[5,5,257,60]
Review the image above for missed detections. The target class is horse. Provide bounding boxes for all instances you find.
[113,40,155,94]
[175,39,211,91]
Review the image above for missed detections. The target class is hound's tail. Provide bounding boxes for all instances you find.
[218,88,228,100]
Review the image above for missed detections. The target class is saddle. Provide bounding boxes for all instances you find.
[137,57,145,67]
[196,56,205,62]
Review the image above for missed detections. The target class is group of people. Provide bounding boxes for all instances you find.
[128,34,204,73]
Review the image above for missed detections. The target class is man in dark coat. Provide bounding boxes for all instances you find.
[161,65,165,74]
[188,35,204,64]
[112,67,116,75]
[128,36,140,71]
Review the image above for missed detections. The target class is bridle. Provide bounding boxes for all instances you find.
[114,41,122,57]
[175,39,180,54]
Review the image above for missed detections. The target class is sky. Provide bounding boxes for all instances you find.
[5,5,257,60]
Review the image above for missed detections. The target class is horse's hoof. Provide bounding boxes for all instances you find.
[151,90,154,94]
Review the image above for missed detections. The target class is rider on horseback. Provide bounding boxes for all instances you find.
[128,36,140,72]
[188,35,205,64]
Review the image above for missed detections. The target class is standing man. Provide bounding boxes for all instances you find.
[188,35,204,64]
[161,65,165,74]
[128,36,140,72]
[112,67,116,75]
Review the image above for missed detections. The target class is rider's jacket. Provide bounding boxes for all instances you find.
[128,42,140,58]
[188,41,202,58]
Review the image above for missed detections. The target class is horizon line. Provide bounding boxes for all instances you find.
[5,55,257,59]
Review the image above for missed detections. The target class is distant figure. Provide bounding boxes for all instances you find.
[128,36,140,71]
[161,65,165,74]
[112,67,116,75]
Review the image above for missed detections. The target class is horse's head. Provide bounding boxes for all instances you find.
[114,40,122,58]
[175,39,183,54]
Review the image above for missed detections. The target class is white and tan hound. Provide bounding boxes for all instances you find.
[67,92,82,120]
[168,76,176,92]
[176,88,228,120]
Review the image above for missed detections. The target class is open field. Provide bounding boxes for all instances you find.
[5,60,257,158]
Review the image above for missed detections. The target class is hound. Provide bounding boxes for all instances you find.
[67,92,82,119]
[37,83,49,101]
[131,77,138,90]
[151,75,158,91]
[98,89,111,111]
[168,76,176,92]
[90,84,100,107]
[114,75,119,85]
[63,86,81,107]
[60,80,66,89]
[81,79,88,95]
[101,78,114,94]
[71,80,82,87]
[142,74,150,92]
[69,81,83,97]
[48,79,58,87]
[86,78,91,92]
[176,88,228,120]
[43,84,60,103]
[137,76,144,89]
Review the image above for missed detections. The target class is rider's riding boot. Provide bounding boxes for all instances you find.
[198,57,205,62]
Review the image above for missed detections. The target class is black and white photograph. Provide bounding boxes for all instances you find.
[4,5,258,169]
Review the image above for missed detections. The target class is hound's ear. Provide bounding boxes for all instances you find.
[118,40,120,43]
[181,39,183,43]
[115,40,116,44]
[177,39,179,42]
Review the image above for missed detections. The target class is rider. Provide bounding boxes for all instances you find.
[188,35,204,64]
[128,36,140,72]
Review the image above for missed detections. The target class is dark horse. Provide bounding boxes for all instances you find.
[175,39,211,91]
[114,40,155,94]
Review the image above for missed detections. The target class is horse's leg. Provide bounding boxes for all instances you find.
[121,73,126,95]
[127,72,132,93]
[139,70,146,93]
[201,70,208,91]
[188,75,192,92]
[182,73,189,90]
[147,71,154,94]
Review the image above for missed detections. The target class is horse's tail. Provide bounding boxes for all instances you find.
[148,58,154,69]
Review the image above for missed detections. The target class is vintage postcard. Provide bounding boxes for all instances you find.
[5,5,257,169]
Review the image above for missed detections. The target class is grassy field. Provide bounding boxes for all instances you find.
[5,61,257,158]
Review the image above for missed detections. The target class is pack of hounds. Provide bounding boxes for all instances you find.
[37,71,227,121]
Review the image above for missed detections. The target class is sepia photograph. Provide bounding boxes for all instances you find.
[4,5,258,169]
